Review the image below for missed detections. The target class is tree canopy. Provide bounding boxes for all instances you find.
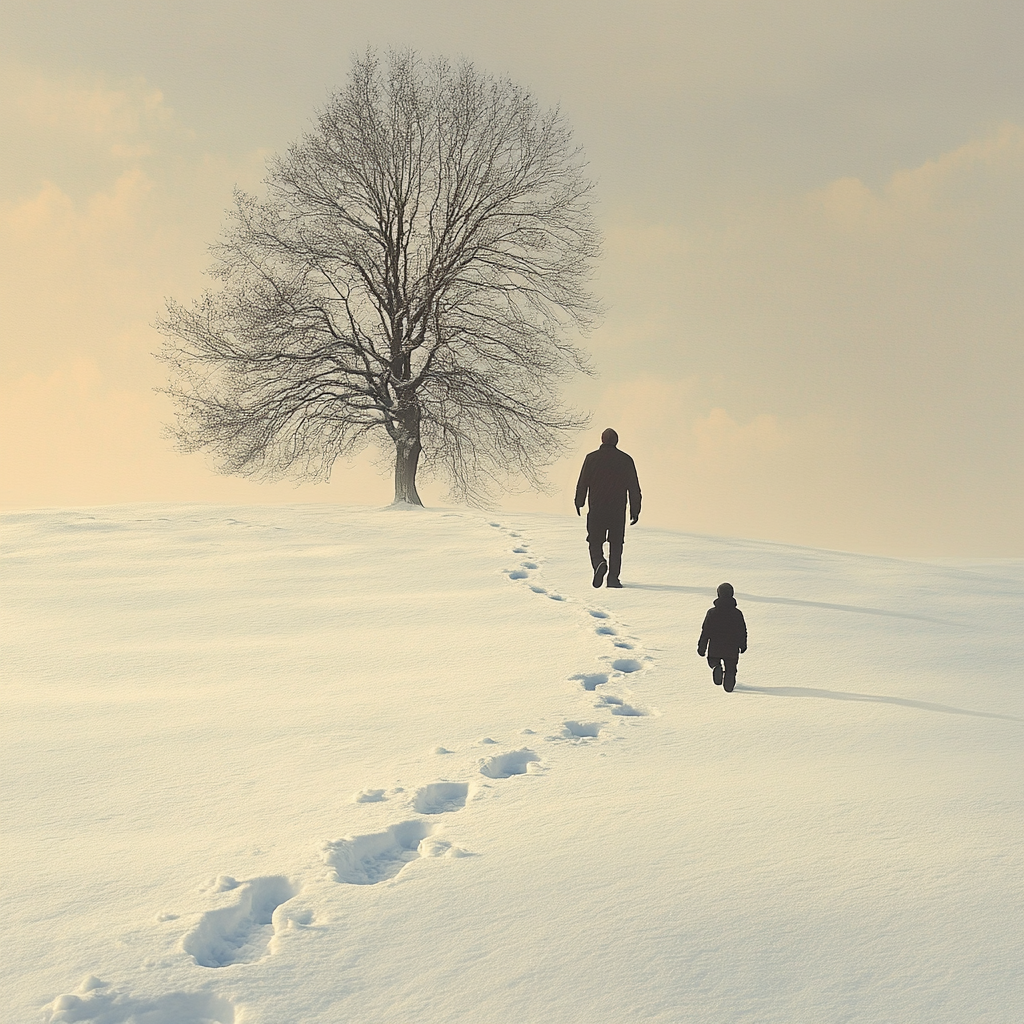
[158,50,601,504]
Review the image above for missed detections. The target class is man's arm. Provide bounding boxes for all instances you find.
[627,456,642,524]
[574,454,592,513]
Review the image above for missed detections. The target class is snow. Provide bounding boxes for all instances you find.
[2,503,1021,1023]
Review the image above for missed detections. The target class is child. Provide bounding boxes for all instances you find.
[697,582,748,692]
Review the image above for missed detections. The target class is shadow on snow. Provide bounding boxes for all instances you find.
[735,683,1022,722]
[624,582,960,626]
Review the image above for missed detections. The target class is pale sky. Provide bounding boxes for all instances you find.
[1,0,1022,556]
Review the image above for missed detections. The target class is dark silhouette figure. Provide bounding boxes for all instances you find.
[697,583,748,692]
[574,428,641,588]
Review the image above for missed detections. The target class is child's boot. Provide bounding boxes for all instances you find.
[712,664,723,686]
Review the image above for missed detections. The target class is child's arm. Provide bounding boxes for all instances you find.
[738,610,748,653]
[697,610,711,657]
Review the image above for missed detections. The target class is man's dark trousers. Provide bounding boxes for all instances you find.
[587,511,625,581]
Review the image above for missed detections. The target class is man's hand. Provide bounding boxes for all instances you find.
[575,505,581,516]
[697,647,706,657]
[630,515,639,525]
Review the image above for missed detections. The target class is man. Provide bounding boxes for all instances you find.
[574,428,642,588]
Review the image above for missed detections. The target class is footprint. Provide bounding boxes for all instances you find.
[353,788,386,803]
[478,748,540,779]
[612,658,642,673]
[266,903,318,956]
[530,585,548,594]
[182,876,298,968]
[520,561,538,570]
[613,641,634,649]
[571,671,609,691]
[413,782,470,814]
[418,835,473,859]
[46,981,236,1023]
[508,569,529,580]
[513,546,529,554]
[596,695,647,717]
[595,626,617,636]
[548,593,565,602]
[589,610,610,619]
[321,821,435,884]
[204,875,240,893]
[489,522,502,528]
[563,721,603,739]
[611,703,646,717]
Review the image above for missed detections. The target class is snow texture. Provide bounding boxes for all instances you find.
[1,504,1022,1023]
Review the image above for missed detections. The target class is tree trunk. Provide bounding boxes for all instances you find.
[393,431,424,505]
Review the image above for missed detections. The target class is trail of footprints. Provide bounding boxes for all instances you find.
[45,518,655,1023]
[495,519,655,723]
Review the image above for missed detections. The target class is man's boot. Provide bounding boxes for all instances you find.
[724,667,736,692]
[592,559,608,588]
[606,543,623,587]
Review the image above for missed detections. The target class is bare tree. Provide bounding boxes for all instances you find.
[157,49,600,505]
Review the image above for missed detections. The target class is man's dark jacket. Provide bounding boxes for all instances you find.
[575,444,642,521]
[697,598,748,658]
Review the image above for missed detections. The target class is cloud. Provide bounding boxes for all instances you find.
[0,66,267,378]
[798,120,1024,253]
[579,376,860,546]
[0,357,390,508]
[0,68,300,508]
[0,63,181,205]
[2,166,155,265]
[10,68,172,143]
[690,406,788,466]
[585,123,1024,553]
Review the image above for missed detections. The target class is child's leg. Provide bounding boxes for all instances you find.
[708,655,723,686]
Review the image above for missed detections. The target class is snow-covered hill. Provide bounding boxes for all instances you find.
[2,504,1022,1023]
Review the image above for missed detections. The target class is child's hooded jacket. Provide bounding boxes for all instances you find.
[698,596,748,658]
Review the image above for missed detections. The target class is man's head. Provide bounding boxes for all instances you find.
[717,582,734,600]
[601,427,619,446]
